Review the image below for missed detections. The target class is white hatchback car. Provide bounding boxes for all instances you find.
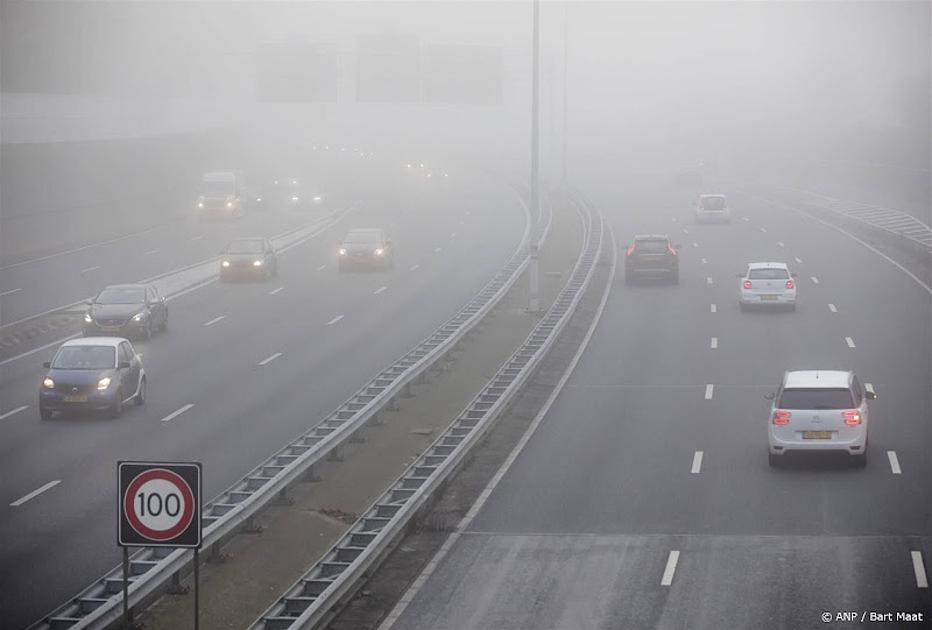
[739,262,797,311]
[694,194,731,223]
[766,370,875,467]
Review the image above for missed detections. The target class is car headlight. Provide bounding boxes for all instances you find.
[132,312,146,322]
[253,260,263,267]
[338,248,347,256]
[97,376,111,390]
[197,201,204,208]
[84,313,93,323]
[374,248,384,256]
[291,196,300,202]
[313,196,322,202]
[43,377,55,389]
[221,260,231,267]
[226,201,234,208]
[256,197,263,202]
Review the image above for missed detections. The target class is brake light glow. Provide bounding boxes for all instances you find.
[843,410,861,426]
[785,280,794,289]
[772,410,791,425]
[743,280,752,289]
[627,245,636,256]
[667,244,677,256]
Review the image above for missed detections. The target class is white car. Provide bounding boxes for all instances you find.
[694,194,730,223]
[767,370,875,467]
[739,262,797,311]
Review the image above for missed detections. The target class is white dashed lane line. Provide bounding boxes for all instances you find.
[661,550,680,586]
[845,336,856,349]
[160,403,194,423]
[760,227,768,233]
[450,232,457,238]
[865,383,876,396]
[741,217,750,222]
[190,235,204,241]
[794,257,803,264]
[710,303,717,313]
[0,288,22,297]
[701,258,708,264]
[316,264,327,272]
[777,241,785,247]
[704,384,714,400]
[80,266,101,274]
[672,217,679,223]
[269,287,284,295]
[374,286,388,295]
[258,352,282,366]
[0,405,29,421]
[691,451,704,474]
[706,277,713,286]
[887,451,902,475]
[811,276,820,284]
[682,228,689,235]
[692,242,699,248]
[409,264,420,271]
[10,480,61,507]
[326,315,345,326]
[434,247,443,253]
[828,303,838,313]
[710,337,718,349]
[202,315,226,327]
[144,249,160,256]
[911,551,929,588]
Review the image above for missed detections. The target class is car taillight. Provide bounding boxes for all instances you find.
[627,245,635,256]
[743,280,752,289]
[785,280,794,289]
[772,410,791,425]
[843,410,861,426]
[667,244,677,256]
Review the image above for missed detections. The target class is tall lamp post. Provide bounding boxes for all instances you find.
[528,0,541,313]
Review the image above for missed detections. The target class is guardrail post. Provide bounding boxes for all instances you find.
[304,464,322,482]
[401,383,414,399]
[274,488,295,506]
[241,515,264,534]
[349,429,366,444]
[207,542,229,564]
[328,446,344,462]
[167,570,190,594]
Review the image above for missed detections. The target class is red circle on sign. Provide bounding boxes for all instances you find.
[123,468,195,541]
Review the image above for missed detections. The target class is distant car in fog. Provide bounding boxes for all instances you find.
[268,177,326,211]
[338,228,394,271]
[39,337,146,419]
[766,369,874,467]
[738,262,797,311]
[694,194,731,223]
[624,234,680,284]
[220,237,278,281]
[83,284,168,340]
[195,171,262,217]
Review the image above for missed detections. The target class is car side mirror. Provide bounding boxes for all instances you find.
[866,390,877,400]
[119,361,131,369]
[764,392,775,400]
[43,361,51,368]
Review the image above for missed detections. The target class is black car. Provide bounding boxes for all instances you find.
[39,337,146,419]
[337,228,394,271]
[83,284,168,339]
[624,234,680,284]
[220,237,278,280]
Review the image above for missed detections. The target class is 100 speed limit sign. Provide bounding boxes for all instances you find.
[119,462,201,548]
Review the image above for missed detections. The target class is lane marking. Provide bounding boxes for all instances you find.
[0,405,29,421]
[671,217,678,222]
[710,303,717,313]
[887,451,901,475]
[845,336,856,348]
[316,264,327,272]
[911,551,928,588]
[190,235,204,241]
[0,288,22,297]
[760,227,768,233]
[701,257,708,264]
[692,242,699,248]
[434,247,443,253]
[374,286,388,295]
[0,223,165,271]
[777,241,785,247]
[706,276,713,285]
[258,352,282,366]
[810,276,820,284]
[682,228,690,235]
[80,266,101,274]
[269,287,284,295]
[704,384,714,400]
[691,451,703,474]
[450,232,457,238]
[326,314,344,326]
[202,315,226,326]
[409,264,420,271]
[661,550,680,586]
[794,256,803,264]
[144,249,160,256]
[710,337,718,349]
[160,403,194,423]
[828,303,838,313]
[10,480,61,507]
[741,216,750,222]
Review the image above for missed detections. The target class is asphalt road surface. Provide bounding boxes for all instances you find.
[388,178,932,630]
[0,167,526,629]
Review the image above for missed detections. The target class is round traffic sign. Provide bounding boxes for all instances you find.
[122,468,195,542]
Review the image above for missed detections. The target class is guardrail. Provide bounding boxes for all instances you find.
[251,193,602,630]
[30,182,548,630]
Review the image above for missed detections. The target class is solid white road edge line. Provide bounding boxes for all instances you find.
[691,451,703,474]
[0,288,22,297]
[661,550,680,586]
[374,286,388,295]
[326,315,344,326]
[10,480,62,507]
[202,315,226,326]
[376,221,619,630]
[0,333,82,368]
[258,352,282,366]
[0,405,29,420]
[160,403,194,423]
[911,551,928,588]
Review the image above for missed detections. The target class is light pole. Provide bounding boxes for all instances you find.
[528,0,541,314]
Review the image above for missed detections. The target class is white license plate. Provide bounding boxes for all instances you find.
[64,395,88,403]
[760,295,778,301]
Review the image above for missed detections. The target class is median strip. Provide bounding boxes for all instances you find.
[10,480,61,507]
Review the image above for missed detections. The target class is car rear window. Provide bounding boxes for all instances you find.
[778,388,854,409]
[749,268,789,280]
[52,346,116,369]
[635,240,668,253]
[701,197,726,211]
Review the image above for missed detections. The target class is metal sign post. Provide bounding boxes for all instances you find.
[118,461,202,629]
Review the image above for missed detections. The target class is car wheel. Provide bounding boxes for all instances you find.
[134,377,146,406]
[40,405,53,420]
[110,390,123,419]
[768,452,780,467]
[143,321,153,341]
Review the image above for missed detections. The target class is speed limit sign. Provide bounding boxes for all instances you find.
[119,461,201,548]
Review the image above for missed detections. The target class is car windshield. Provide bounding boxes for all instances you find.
[201,181,234,196]
[701,197,726,211]
[345,231,382,244]
[96,287,145,304]
[635,240,668,253]
[226,240,264,254]
[51,346,116,369]
[778,388,854,409]
[749,268,789,280]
